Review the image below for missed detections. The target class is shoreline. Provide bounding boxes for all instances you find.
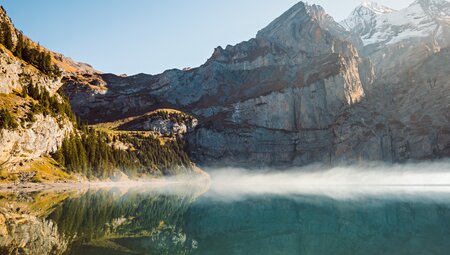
[0,180,160,193]
[0,164,211,193]
[0,175,211,193]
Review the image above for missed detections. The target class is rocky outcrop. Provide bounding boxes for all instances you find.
[0,114,73,167]
[118,111,198,136]
[0,44,61,95]
[331,0,450,163]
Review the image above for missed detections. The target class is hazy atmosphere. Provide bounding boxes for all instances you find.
[3,0,412,74]
[0,0,449,253]
[207,161,450,200]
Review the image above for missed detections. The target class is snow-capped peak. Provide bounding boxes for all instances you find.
[341,0,450,47]
[340,1,395,32]
[361,0,396,14]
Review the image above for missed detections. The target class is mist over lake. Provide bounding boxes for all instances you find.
[1,161,450,254]
[1,0,450,254]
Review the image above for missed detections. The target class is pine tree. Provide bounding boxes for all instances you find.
[54,148,65,166]
[43,52,51,73]
[2,23,13,51]
[15,33,24,58]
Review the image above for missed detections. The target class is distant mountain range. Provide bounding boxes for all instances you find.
[0,0,449,174]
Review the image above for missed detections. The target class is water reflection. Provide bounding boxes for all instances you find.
[0,183,206,255]
[0,183,450,254]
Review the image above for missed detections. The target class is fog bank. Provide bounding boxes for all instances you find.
[205,160,450,199]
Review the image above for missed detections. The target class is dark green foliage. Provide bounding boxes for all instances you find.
[19,84,192,179]
[17,42,61,77]
[1,22,13,51]
[152,111,195,123]
[47,189,195,253]
[0,108,18,129]
[11,84,192,179]
[53,129,192,179]
[14,31,23,58]
[0,22,61,77]
[24,84,76,123]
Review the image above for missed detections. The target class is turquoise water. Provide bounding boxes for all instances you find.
[1,184,450,254]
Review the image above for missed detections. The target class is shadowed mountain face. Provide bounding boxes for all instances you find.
[61,1,450,168]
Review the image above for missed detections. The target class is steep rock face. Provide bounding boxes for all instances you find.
[61,1,449,168]
[0,8,62,95]
[62,2,372,167]
[333,0,450,163]
[332,48,450,163]
[0,43,60,95]
[61,73,160,123]
[0,114,73,167]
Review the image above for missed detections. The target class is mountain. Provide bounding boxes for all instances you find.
[2,1,448,172]
[342,0,450,77]
[0,7,74,180]
[61,0,449,168]
[343,0,450,47]
[336,0,450,161]
[61,2,376,167]
[340,1,395,41]
[0,6,200,183]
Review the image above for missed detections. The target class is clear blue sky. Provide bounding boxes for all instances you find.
[1,0,412,75]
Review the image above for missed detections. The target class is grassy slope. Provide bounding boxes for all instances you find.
[0,157,77,184]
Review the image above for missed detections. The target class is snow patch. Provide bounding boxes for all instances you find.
[361,0,396,15]
[342,0,450,46]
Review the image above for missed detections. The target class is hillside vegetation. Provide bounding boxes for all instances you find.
[0,6,199,182]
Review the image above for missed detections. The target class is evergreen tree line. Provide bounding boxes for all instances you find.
[52,127,192,179]
[0,22,60,77]
[20,84,76,124]
[47,189,193,246]
[151,111,195,124]
[9,83,193,179]
[0,108,18,129]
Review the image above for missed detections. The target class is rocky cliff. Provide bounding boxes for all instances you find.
[333,0,450,162]
[59,1,449,168]
[61,3,374,167]
[0,8,74,173]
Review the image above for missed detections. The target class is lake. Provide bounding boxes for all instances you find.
[1,175,450,254]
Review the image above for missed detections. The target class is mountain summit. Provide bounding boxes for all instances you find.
[361,0,395,14]
[62,1,372,167]
[257,2,354,54]
[341,1,394,36]
[2,1,445,169]
[340,0,450,78]
[56,0,450,167]
[342,0,450,47]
